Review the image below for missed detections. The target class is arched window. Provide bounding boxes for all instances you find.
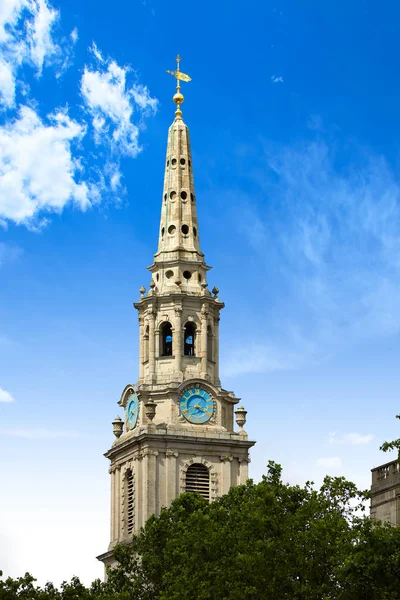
[207,325,213,361]
[185,463,210,501]
[161,322,173,356]
[126,469,134,535]
[184,322,196,356]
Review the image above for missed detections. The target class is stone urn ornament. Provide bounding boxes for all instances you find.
[112,415,123,438]
[235,405,247,435]
[144,401,157,423]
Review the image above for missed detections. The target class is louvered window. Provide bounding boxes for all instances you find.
[126,470,134,535]
[185,463,210,501]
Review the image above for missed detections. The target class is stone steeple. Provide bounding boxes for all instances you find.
[97,58,255,572]
[149,112,210,297]
[136,60,221,387]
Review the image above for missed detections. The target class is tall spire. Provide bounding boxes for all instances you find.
[149,57,210,296]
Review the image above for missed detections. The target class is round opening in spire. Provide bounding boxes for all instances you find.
[180,158,186,166]
[166,270,174,279]
[183,271,192,280]
[161,227,165,237]
[181,191,187,200]
[181,224,189,235]
[191,193,194,202]
[168,225,176,235]
[171,158,177,167]
[170,191,177,200]
[193,227,197,238]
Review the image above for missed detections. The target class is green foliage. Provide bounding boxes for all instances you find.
[3,462,400,599]
[0,572,118,600]
[380,414,400,458]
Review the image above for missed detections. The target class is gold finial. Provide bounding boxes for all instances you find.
[166,54,192,120]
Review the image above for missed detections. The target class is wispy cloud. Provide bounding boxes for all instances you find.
[0,0,67,108]
[316,456,342,469]
[81,43,158,157]
[221,343,295,377]
[0,242,23,266]
[271,75,284,84]
[0,427,81,439]
[227,138,400,374]
[0,387,15,403]
[329,432,374,445]
[70,26,78,44]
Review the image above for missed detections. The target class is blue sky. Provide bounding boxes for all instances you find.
[1,0,400,586]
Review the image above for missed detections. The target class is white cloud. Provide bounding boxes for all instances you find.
[0,105,95,226]
[0,56,16,106]
[329,432,374,445]
[0,387,15,403]
[316,456,342,469]
[271,75,284,84]
[81,44,158,157]
[26,0,59,73]
[70,26,78,44]
[0,427,81,439]
[0,0,65,108]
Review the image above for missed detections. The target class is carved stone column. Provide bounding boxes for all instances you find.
[220,455,233,495]
[138,316,144,381]
[155,327,160,360]
[200,304,208,378]
[214,315,220,384]
[166,450,178,506]
[114,465,121,541]
[109,466,116,541]
[239,457,250,485]
[143,449,158,522]
[148,308,156,379]
[174,305,182,374]
[136,452,144,530]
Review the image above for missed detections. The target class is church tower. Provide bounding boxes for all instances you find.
[98,57,255,569]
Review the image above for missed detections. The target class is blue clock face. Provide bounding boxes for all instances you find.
[126,393,139,429]
[180,387,214,424]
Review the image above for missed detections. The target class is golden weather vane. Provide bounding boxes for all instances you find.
[166,55,192,120]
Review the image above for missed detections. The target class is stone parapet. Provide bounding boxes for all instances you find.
[370,458,400,525]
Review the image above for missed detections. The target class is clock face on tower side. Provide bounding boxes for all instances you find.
[126,393,139,429]
[180,387,214,424]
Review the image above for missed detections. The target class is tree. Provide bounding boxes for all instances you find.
[3,462,400,599]
[380,414,400,459]
[105,461,400,600]
[0,571,120,600]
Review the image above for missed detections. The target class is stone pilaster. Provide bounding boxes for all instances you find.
[148,309,156,380]
[200,304,208,378]
[220,455,233,495]
[174,305,182,375]
[214,316,220,384]
[166,450,178,506]
[239,457,250,485]
[138,317,144,381]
